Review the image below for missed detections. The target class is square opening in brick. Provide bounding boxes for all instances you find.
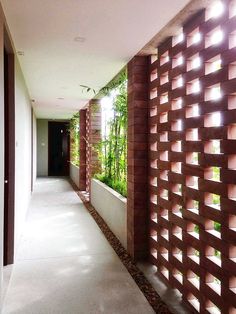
[150,193,157,205]
[160,265,169,279]
[204,112,221,127]
[150,176,157,187]
[150,211,157,223]
[173,268,183,284]
[186,104,199,118]
[188,270,200,290]
[206,245,222,266]
[172,75,184,90]
[150,229,157,242]
[150,124,157,134]
[205,192,221,210]
[229,245,236,263]
[206,273,221,296]
[204,140,221,154]
[150,141,157,151]
[171,119,182,131]
[228,155,236,170]
[150,88,158,100]
[186,152,199,165]
[171,141,182,152]
[160,246,168,261]
[205,219,221,238]
[187,27,201,47]
[173,225,183,240]
[205,84,222,101]
[160,131,168,142]
[229,62,236,80]
[188,247,200,264]
[228,124,236,139]
[172,30,184,46]
[160,170,168,181]
[160,188,168,200]
[160,208,169,221]
[186,176,199,189]
[160,71,169,85]
[172,183,182,196]
[160,151,169,161]
[229,276,236,295]
[173,247,183,262]
[229,214,236,229]
[229,30,236,49]
[150,159,157,169]
[187,53,201,72]
[205,26,224,48]
[171,162,182,173]
[160,93,168,104]
[187,222,200,239]
[228,93,236,109]
[228,184,236,199]
[186,128,199,141]
[205,167,221,182]
[160,51,169,66]
[151,248,157,259]
[150,106,157,117]
[187,199,199,214]
[187,78,201,95]
[172,97,183,110]
[229,0,236,18]
[172,204,183,217]
[187,293,200,312]
[150,69,158,82]
[205,1,224,21]
[206,300,221,314]
[151,54,158,64]
[160,227,169,240]
[205,55,222,75]
[172,53,184,68]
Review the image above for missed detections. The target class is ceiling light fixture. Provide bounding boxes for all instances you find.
[74,36,86,43]
[57,97,64,100]
[17,51,25,56]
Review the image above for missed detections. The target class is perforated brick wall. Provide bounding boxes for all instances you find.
[148,2,236,313]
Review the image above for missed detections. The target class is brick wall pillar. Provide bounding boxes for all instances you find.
[88,99,101,179]
[127,56,149,260]
[79,109,87,190]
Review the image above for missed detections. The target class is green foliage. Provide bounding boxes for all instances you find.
[70,112,80,166]
[95,173,127,197]
[96,73,128,197]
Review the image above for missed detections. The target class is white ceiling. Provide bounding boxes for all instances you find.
[1,0,190,119]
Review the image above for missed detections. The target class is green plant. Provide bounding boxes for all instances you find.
[70,112,80,166]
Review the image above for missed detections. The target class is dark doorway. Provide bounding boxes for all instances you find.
[48,122,70,176]
[4,32,15,266]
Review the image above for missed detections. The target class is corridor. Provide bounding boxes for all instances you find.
[2,178,154,314]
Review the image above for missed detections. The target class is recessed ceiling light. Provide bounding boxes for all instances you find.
[74,36,86,43]
[57,97,64,100]
[17,51,25,56]
[31,99,35,103]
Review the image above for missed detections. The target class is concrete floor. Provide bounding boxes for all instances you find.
[2,178,154,314]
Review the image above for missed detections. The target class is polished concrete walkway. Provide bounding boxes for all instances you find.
[2,178,154,314]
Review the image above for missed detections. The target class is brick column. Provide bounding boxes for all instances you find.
[89,99,101,178]
[127,56,149,260]
[79,109,87,190]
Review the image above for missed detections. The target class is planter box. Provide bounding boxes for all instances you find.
[91,179,127,249]
[70,162,80,188]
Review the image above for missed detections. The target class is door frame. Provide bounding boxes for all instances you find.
[3,28,15,266]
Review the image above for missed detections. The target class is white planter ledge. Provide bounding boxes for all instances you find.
[70,162,80,189]
[91,178,127,249]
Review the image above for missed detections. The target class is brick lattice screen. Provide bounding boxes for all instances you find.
[148,2,236,313]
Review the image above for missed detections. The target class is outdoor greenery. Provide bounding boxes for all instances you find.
[95,73,128,197]
[70,112,80,166]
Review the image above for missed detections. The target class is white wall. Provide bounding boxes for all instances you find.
[37,119,48,176]
[14,59,35,250]
[70,162,80,189]
[91,179,127,249]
